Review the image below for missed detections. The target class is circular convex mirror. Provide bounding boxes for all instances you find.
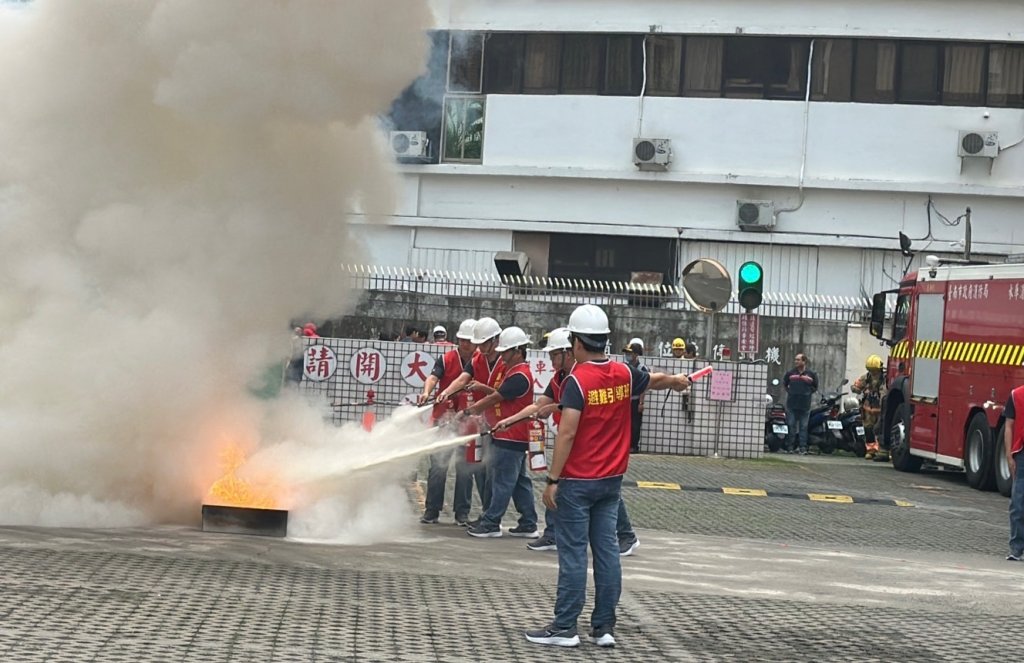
[681,258,732,313]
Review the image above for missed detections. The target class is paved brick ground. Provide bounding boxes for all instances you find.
[0,452,1016,662]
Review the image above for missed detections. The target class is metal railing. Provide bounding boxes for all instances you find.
[343,264,872,323]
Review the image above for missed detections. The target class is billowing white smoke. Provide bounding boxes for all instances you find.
[0,0,433,528]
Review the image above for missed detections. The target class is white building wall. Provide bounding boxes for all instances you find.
[431,0,1024,42]
[367,1,1024,293]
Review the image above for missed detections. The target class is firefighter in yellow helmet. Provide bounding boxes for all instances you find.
[852,354,887,461]
[670,338,686,359]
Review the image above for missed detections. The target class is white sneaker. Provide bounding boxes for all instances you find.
[589,627,616,647]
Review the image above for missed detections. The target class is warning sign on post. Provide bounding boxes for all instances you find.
[709,370,734,401]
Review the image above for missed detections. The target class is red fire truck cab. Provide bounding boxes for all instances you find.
[869,259,1024,496]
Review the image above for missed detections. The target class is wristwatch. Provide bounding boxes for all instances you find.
[546,476,560,485]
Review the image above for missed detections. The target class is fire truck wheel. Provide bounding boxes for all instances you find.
[964,412,996,491]
[889,402,922,473]
[994,423,1012,498]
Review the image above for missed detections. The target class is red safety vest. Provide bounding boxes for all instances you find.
[1012,386,1024,457]
[470,352,504,387]
[562,360,633,479]
[490,361,533,443]
[432,349,469,421]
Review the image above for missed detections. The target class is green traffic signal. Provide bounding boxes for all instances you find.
[737,260,764,310]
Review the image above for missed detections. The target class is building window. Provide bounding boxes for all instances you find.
[548,233,677,284]
[723,37,809,100]
[853,40,896,103]
[560,34,602,94]
[810,39,853,101]
[942,44,986,106]
[441,95,484,163]
[988,44,1024,108]
[899,42,940,104]
[523,34,562,94]
[483,33,524,94]
[683,37,723,97]
[604,35,642,95]
[448,32,484,93]
[645,35,683,96]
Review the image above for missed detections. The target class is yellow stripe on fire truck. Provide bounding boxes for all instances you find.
[894,340,1024,366]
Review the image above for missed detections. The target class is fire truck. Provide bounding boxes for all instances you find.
[869,257,1024,497]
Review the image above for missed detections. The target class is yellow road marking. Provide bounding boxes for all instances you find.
[722,487,768,497]
[636,481,681,490]
[894,500,915,507]
[807,493,854,504]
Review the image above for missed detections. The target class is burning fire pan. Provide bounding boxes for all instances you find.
[201,504,288,538]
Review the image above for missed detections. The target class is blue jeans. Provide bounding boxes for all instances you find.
[424,448,487,519]
[1010,452,1024,556]
[543,498,635,542]
[480,444,537,529]
[553,476,622,631]
[786,408,810,451]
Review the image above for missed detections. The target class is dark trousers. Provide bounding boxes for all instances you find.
[630,400,642,452]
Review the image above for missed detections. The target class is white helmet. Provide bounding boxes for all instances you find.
[432,325,447,336]
[545,327,572,352]
[456,319,477,340]
[628,337,644,351]
[495,326,531,352]
[567,304,610,334]
[471,317,502,345]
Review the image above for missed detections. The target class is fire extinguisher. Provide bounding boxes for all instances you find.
[527,418,547,472]
[463,392,482,464]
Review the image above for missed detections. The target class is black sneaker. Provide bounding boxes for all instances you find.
[589,626,616,647]
[1008,553,1022,561]
[619,538,640,557]
[526,536,557,551]
[467,522,502,538]
[454,515,470,527]
[419,512,439,524]
[525,624,579,647]
[508,524,540,539]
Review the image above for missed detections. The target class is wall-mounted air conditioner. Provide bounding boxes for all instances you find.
[390,131,430,159]
[736,200,775,231]
[958,130,998,158]
[633,138,671,171]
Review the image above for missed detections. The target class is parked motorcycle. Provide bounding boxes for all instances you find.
[806,379,850,454]
[764,394,788,453]
[837,395,868,457]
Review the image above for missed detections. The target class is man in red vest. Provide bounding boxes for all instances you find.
[497,327,641,556]
[459,326,539,539]
[418,319,482,526]
[525,304,691,649]
[1005,384,1024,561]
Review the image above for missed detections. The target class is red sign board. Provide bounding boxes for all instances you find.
[738,312,760,355]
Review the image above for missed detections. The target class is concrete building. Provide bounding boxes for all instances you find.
[367,0,1024,298]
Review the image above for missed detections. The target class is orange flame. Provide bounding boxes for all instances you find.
[205,444,278,509]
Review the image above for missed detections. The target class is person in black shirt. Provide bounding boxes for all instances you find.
[782,353,818,454]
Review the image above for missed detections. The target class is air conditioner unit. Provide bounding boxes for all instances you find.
[633,138,671,171]
[736,200,775,231]
[390,131,430,159]
[958,130,998,158]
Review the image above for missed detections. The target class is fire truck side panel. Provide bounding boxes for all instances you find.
[913,265,1024,472]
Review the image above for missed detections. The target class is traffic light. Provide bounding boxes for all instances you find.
[737,261,764,310]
